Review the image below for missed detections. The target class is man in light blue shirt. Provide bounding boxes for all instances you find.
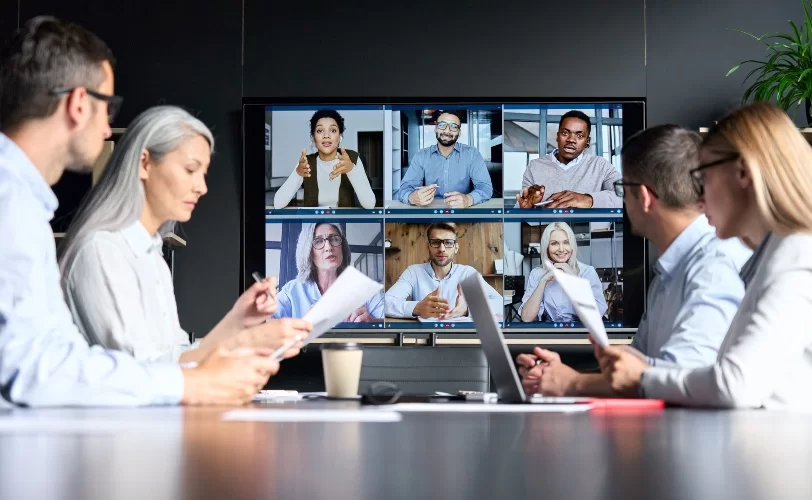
[0,16,281,406]
[385,222,502,320]
[517,124,751,397]
[397,110,493,208]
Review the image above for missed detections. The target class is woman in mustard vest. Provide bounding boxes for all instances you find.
[273,110,376,209]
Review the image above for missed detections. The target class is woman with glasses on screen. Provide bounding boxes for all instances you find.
[274,222,385,322]
[519,221,608,323]
[599,102,812,410]
[59,106,310,365]
[273,110,376,209]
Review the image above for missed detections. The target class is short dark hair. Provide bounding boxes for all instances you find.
[0,16,115,132]
[621,124,702,209]
[559,110,591,134]
[433,109,463,123]
[426,222,458,240]
[309,109,345,136]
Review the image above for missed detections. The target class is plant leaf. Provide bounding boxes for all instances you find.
[726,65,741,77]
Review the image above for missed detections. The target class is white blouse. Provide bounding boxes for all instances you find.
[63,221,197,363]
[273,156,376,209]
[641,233,812,411]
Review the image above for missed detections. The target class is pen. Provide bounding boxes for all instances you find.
[251,271,274,300]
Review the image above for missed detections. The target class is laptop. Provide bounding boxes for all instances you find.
[459,274,591,404]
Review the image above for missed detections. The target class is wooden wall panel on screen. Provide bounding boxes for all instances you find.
[384,223,503,295]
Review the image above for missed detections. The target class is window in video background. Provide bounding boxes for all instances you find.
[265,220,385,327]
[502,219,624,328]
[503,104,623,198]
[264,107,384,209]
[387,106,503,206]
[383,221,504,328]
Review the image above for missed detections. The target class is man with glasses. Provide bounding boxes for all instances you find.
[0,16,283,406]
[397,110,493,208]
[516,110,622,209]
[385,223,501,319]
[517,125,752,397]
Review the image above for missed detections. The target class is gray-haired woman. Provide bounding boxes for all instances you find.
[59,105,309,365]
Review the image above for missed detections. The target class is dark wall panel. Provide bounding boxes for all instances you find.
[244,1,646,98]
[647,0,809,129]
[20,0,244,336]
[0,0,18,45]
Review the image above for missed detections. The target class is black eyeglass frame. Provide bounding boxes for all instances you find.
[49,87,123,123]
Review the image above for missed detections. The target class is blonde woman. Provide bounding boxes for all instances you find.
[600,102,812,410]
[519,222,607,323]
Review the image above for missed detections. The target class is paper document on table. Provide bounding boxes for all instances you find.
[416,316,471,323]
[376,403,589,413]
[271,267,383,360]
[543,260,609,347]
[222,409,402,422]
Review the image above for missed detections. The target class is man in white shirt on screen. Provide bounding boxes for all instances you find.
[517,125,752,397]
[385,222,502,319]
[0,16,287,406]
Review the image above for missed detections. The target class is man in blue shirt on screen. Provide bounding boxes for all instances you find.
[397,110,493,208]
[385,223,502,320]
[0,16,286,407]
[517,125,753,397]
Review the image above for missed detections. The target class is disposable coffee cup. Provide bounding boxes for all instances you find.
[321,343,364,399]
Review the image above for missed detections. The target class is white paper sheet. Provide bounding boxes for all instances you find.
[271,267,383,360]
[376,403,589,413]
[543,259,610,347]
[222,409,402,422]
[416,316,472,323]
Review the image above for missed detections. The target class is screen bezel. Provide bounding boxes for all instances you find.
[242,97,647,335]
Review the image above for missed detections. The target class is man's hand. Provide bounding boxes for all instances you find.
[329,148,355,180]
[412,287,450,318]
[408,184,437,206]
[597,346,648,397]
[537,347,579,397]
[180,347,280,406]
[443,284,468,318]
[443,191,473,208]
[547,191,593,208]
[295,149,311,177]
[516,185,544,208]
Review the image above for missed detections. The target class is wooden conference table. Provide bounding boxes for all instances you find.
[1,401,810,500]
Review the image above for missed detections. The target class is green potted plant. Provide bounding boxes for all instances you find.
[727,0,812,126]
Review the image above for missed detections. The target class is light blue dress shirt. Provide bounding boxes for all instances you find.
[384,263,502,318]
[273,278,385,320]
[0,133,184,407]
[631,215,751,368]
[519,262,608,322]
[396,142,493,205]
[548,148,585,170]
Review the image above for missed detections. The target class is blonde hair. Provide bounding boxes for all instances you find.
[540,222,580,275]
[703,102,812,235]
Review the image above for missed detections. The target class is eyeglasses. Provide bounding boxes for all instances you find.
[428,238,457,248]
[689,155,740,196]
[50,87,123,123]
[436,121,460,131]
[312,234,343,249]
[613,180,659,198]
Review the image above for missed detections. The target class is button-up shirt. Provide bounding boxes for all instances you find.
[397,142,493,205]
[0,133,183,407]
[631,216,751,368]
[64,221,197,363]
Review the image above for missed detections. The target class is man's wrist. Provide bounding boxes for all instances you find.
[465,194,474,208]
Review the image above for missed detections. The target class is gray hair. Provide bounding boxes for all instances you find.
[621,124,702,209]
[58,105,214,277]
[540,222,581,276]
[295,222,350,282]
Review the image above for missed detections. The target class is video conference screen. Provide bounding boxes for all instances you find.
[245,100,645,332]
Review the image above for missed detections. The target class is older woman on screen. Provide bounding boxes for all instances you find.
[599,102,812,410]
[519,222,607,323]
[59,106,309,365]
[274,222,385,322]
[273,110,376,209]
